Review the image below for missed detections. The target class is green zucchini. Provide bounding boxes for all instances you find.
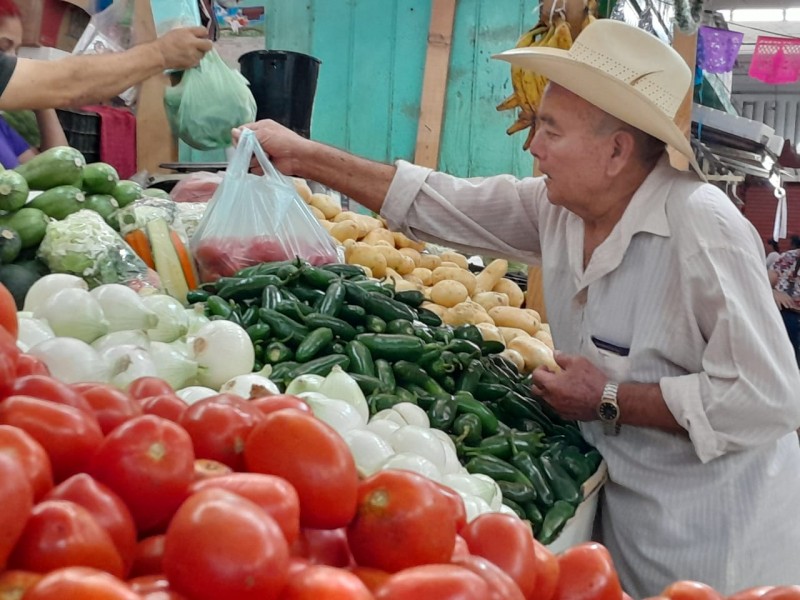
[142,188,171,200]
[0,207,50,248]
[83,194,120,229]
[14,146,85,190]
[28,185,86,220]
[0,170,29,212]
[0,227,21,264]
[112,180,144,208]
[81,162,119,195]
[0,263,43,309]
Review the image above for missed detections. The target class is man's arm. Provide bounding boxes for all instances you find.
[33,110,69,151]
[233,120,396,213]
[0,27,211,111]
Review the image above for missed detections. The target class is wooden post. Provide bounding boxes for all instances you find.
[133,0,178,174]
[669,25,697,172]
[413,0,457,168]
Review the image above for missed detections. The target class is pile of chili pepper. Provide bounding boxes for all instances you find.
[189,258,602,543]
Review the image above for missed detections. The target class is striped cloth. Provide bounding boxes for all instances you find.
[382,156,800,597]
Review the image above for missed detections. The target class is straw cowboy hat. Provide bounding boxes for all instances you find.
[494,19,701,174]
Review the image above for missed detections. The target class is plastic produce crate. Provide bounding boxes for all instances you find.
[56,108,101,163]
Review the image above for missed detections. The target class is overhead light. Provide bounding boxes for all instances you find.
[732,8,784,21]
[786,7,800,21]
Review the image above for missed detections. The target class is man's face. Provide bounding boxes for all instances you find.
[529,84,615,213]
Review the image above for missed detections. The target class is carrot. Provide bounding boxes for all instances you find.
[125,230,155,269]
[170,230,199,291]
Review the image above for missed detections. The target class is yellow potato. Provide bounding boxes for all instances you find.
[440,251,469,270]
[404,274,424,286]
[318,220,335,232]
[372,245,404,271]
[439,261,463,270]
[411,267,433,286]
[292,177,313,202]
[431,267,478,296]
[499,348,525,372]
[354,214,383,236]
[509,336,560,373]
[472,291,509,312]
[443,301,494,326]
[535,329,555,351]
[395,255,416,276]
[430,280,469,308]
[418,254,442,271]
[362,228,396,247]
[421,302,447,317]
[498,326,530,345]
[329,219,361,243]
[398,247,421,266]
[308,193,341,220]
[475,322,504,344]
[307,205,326,221]
[488,306,541,335]
[492,278,525,308]
[392,231,426,252]
[346,243,387,278]
[475,259,508,294]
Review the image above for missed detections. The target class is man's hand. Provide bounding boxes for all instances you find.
[232,120,310,176]
[154,27,212,70]
[531,353,607,422]
[773,289,798,311]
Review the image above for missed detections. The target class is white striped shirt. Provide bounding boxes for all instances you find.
[382,156,800,597]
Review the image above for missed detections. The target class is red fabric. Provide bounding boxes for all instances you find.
[82,105,137,179]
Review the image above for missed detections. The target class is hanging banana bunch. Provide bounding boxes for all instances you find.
[497,1,597,150]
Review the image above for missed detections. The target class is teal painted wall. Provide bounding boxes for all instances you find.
[264,0,536,179]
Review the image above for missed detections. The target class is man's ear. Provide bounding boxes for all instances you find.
[606,129,637,177]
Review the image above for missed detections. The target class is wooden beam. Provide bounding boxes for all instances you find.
[669,25,697,172]
[413,0,457,168]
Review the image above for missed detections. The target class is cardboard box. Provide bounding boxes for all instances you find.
[19,0,92,52]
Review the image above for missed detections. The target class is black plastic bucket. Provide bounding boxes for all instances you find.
[238,50,321,139]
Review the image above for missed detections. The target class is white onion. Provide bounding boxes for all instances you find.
[364,418,402,439]
[301,395,364,436]
[389,425,447,474]
[380,452,442,482]
[101,345,158,390]
[185,306,210,335]
[23,273,87,313]
[90,284,159,332]
[149,341,198,390]
[443,473,503,510]
[344,429,395,477]
[17,317,55,350]
[429,428,458,455]
[284,374,325,396]
[391,403,430,428]
[458,493,493,522]
[317,366,369,424]
[28,337,110,384]
[92,330,150,354]
[189,321,254,390]
[142,295,189,343]
[33,288,109,343]
[176,385,218,405]
[369,408,407,426]
[220,374,280,399]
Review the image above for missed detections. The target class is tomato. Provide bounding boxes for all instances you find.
[532,538,559,600]
[15,354,50,378]
[44,474,137,576]
[292,528,354,568]
[71,383,142,435]
[431,480,467,532]
[459,512,538,599]
[22,567,139,600]
[374,564,492,600]
[662,581,724,600]
[281,564,374,600]
[179,393,263,470]
[189,472,301,545]
[128,377,175,400]
[0,327,19,392]
[554,542,622,600]
[244,408,358,529]
[0,395,104,482]
[138,394,188,423]
[163,488,290,600]
[0,570,42,600]
[128,535,165,578]
[128,574,188,599]
[88,415,195,534]
[728,588,777,600]
[451,534,470,562]
[347,470,457,573]
[0,453,34,569]
[455,555,526,600]
[759,588,800,600]
[250,394,311,416]
[350,567,391,594]
[193,458,233,480]
[9,499,124,577]
[5,375,92,413]
[0,423,53,501]
[0,284,18,339]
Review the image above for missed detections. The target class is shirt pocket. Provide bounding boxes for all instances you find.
[588,336,631,382]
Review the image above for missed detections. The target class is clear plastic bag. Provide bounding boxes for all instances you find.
[170,171,224,203]
[191,129,341,282]
[150,0,201,35]
[164,49,257,150]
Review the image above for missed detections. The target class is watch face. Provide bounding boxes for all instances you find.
[598,401,619,421]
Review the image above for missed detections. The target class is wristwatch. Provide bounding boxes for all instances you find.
[597,382,621,436]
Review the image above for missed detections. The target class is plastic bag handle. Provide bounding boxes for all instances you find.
[230,129,294,189]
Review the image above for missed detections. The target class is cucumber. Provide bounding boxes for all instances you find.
[142,187,171,200]
[84,194,120,229]
[146,217,189,304]
[112,180,144,208]
[0,227,21,264]
[0,263,43,310]
[0,170,29,212]
[0,207,49,249]
[28,185,86,220]
[14,146,85,190]
[81,162,120,195]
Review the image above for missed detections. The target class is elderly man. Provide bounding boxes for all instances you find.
[233,19,800,596]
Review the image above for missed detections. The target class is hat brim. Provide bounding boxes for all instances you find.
[494,47,702,176]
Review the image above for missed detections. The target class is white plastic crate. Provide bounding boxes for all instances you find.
[546,460,607,554]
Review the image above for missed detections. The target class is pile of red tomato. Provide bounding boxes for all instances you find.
[0,285,798,600]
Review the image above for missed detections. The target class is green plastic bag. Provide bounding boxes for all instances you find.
[164,49,257,151]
